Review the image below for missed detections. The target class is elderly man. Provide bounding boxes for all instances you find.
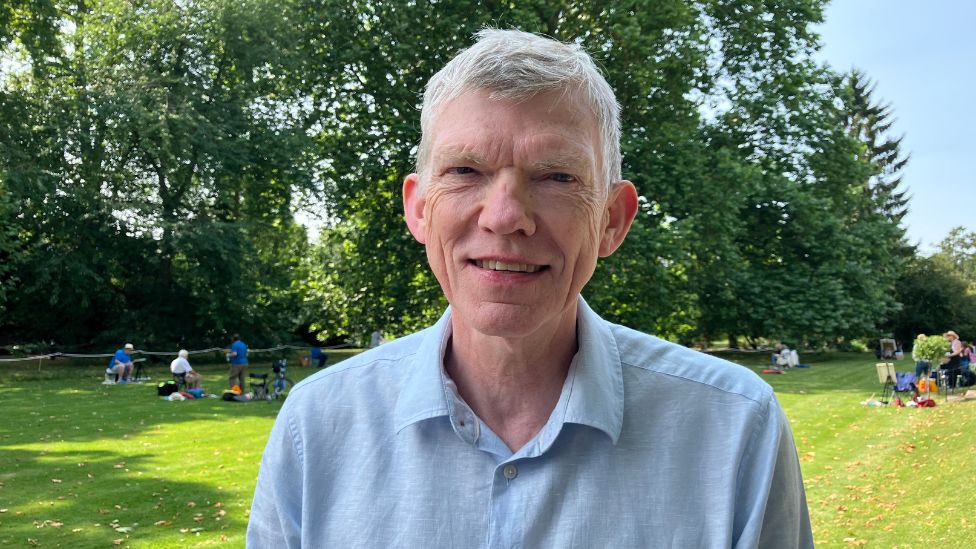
[247,29,812,548]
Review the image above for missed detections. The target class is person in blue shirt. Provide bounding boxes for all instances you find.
[248,29,813,548]
[106,343,135,384]
[308,346,327,369]
[227,334,248,390]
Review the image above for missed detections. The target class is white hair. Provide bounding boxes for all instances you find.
[178,349,189,359]
[416,28,622,190]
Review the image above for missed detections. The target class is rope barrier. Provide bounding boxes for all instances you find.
[0,343,354,364]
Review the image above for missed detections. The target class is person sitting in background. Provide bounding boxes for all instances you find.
[306,346,328,368]
[773,342,792,370]
[959,340,972,370]
[106,343,135,384]
[964,341,976,372]
[939,330,964,389]
[170,349,202,389]
[314,346,328,368]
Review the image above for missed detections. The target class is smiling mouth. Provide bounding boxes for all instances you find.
[474,259,543,273]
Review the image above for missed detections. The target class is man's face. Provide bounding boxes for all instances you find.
[403,89,635,339]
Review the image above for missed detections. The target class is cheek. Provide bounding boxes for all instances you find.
[562,189,608,245]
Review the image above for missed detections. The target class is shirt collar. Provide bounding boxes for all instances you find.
[393,297,624,446]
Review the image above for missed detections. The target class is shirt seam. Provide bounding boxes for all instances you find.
[619,359,769,406]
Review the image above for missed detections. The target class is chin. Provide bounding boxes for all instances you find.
[462,301,558,338]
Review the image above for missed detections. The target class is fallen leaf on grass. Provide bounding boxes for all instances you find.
[154,520,172,526]
[113,539,123,546]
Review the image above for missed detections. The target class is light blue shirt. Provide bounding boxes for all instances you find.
[247,299,812,548]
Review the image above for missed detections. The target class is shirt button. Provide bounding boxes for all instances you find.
[503,464,518,480]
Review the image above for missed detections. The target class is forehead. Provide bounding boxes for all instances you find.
[427,89,600,164]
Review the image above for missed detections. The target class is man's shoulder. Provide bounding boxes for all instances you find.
[608,323,772,405]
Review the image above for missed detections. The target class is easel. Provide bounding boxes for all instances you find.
[875,362,896,405]
[131,358,149,382]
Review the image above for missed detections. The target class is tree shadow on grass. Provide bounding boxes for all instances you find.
[0,448,246,548]
[0,372,308,547]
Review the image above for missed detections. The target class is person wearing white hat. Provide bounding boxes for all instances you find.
[106,343,135,384]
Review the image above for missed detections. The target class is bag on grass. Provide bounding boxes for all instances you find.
[157,380,178,396]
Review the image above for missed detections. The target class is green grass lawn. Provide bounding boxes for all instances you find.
[2,350,974,547]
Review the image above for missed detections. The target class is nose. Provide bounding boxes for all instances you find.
[477,172,536,236]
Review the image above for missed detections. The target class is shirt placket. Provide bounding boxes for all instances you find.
[486,457,526,549]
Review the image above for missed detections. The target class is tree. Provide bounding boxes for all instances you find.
[1,0,314,347]
[888,254,976,347]
[842,69,911,222]
[936,226,976,292]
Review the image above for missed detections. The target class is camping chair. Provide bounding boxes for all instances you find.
[879,338,897,360]
[173,372,188,391]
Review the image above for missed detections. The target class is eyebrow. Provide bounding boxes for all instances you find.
[434,146,587,173]
[530,153,585,172]
[433,145,486,166]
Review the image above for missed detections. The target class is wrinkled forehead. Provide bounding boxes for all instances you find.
[424,88,601,165]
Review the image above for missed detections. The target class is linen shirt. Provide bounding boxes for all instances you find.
[247,299,813,548]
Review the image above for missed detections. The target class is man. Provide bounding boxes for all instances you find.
[227,334,248,390]
[248,29,813,547]
[170,349,202,390]
[106,343,135,384]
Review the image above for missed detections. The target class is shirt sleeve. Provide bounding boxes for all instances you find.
[734,394,814,549]
[247,403,304,548]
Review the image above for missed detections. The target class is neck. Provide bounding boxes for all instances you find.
[446,306,578,452]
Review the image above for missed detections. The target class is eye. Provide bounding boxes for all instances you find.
[548,173,576,183]
[446,166,476,175]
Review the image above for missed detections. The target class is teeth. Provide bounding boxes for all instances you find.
[476,260,541,273]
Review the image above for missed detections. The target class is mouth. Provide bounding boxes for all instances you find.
[473,259,544,273]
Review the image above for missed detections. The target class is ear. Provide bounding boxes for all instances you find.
[598,180,638,257]
[403,173,428,244]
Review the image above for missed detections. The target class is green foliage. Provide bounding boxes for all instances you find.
[1,0,312,347]
[911,333,949,363]
[0,0,926,349]
[888,245,976,346]
[936,226,976,293]
[842,69,911,222]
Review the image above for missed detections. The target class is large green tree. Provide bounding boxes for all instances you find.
[1,0,312,347]
[2,0,921,350]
